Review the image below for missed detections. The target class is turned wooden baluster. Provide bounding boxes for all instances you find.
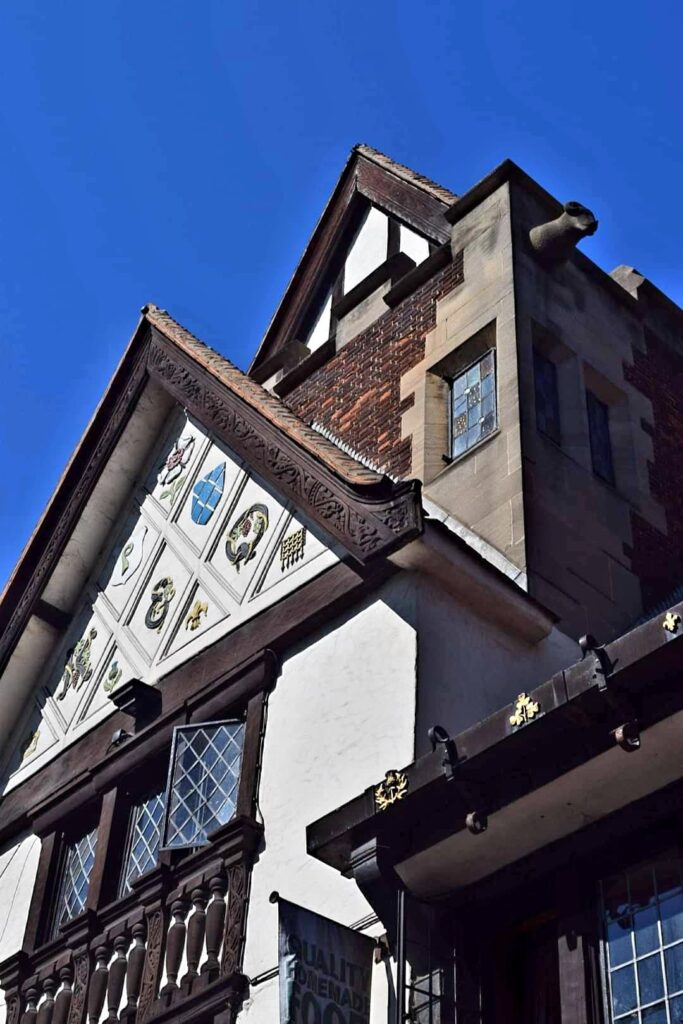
[106,934,129,1021]
[87,945,110,1024]
[161,898,189,993]
[36,979,57,1024]
[20,984,39,1024]
[182,887,208,984]
[201,875,227,977]
[52,966,73,1024]
[122,921,146,1017]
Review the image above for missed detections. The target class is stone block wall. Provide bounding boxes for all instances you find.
[624,330,683,610]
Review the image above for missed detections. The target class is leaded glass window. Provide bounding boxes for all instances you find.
[587,389,615,484]
[51,827,97,937]
[120,788,165,895]
[601,849,683,1023]
[450,350,496,460]
[534,349,561,444]
[162,721,245,850]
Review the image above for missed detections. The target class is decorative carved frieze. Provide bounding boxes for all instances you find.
[147,337,421,564]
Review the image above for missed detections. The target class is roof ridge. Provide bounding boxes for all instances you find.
[144,304,387,489]
[354,143,458,205]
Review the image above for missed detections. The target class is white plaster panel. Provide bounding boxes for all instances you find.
[306,292,333,352]
[206,475,287,603]
[162,580,230,660]
[45,606,111,729]
[251,512,330,600]
[243,590,417,985]
[400,224,430,265]
[75,643,139,728]
[125,543,193,662]
[344,207,388,293]
[172,442,243,555]
[98,514,160,619]
[143,413,206,518]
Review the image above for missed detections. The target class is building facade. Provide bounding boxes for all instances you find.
[0,146,682,1024]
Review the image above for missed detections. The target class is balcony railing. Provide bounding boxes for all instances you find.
[1,818,261,1024]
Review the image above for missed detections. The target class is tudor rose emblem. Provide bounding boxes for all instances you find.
[225,504,269,572]
[158,434,195,507]
[191,463,226,525]
[375,769,408,812]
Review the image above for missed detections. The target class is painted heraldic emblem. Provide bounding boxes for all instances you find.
[57,627,98,700]
[111,523,148,587]
[191,462,226,525]
[225,504,269,572]
[158,434,195,507]
[145,577,176,633]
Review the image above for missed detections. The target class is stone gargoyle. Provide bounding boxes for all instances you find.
[529,201,598,265]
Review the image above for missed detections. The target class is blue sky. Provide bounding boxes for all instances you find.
[0,0,681,588]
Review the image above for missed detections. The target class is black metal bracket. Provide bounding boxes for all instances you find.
[428,726,488,834]
[579,634,615,692]
[428,725,460,781]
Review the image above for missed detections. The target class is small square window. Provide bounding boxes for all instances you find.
[450,351,497,461]
[162,721,245,850]
[51,827,97,938]
[120,788,165,896]
[586,390,615,485]
[533,349,561,445]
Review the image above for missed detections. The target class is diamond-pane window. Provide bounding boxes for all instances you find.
[51,828,97,937]
[120,789,164,895]
[450,351,497,460]
[163,721,245,850]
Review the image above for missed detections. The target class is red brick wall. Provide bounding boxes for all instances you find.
[624,331,683,610]
[286,251,464,478]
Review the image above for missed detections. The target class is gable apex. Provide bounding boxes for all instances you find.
[0,304,422,687]
[249,145,457,375]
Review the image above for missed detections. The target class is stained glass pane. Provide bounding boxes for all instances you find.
[533,349,561,444]
[164,721,245,849]
[120,789,164,895]
[587,390,615,484]
[450,351,496,460]
[51,828,97,937]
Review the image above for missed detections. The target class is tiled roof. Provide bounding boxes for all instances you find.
[145,305,385,488]
[354,143,458,206]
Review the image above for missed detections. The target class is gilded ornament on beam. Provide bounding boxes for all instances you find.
[509,692,541,728]
[375,769,408,812]
[663,611,681,634]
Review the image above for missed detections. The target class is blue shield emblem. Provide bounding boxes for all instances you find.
[191,463,226,525]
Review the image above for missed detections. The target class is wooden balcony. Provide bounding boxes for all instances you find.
[1,818,262,1024]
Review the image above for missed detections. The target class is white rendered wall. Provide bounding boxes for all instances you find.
[0,834,42,1024]
[240,578,417,1024]
[414,574,578,754]
[344,207,388,293]
[399,225,430,266]
[306,292,333,351]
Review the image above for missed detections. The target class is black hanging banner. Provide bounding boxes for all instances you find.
[278,897,375,1024]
